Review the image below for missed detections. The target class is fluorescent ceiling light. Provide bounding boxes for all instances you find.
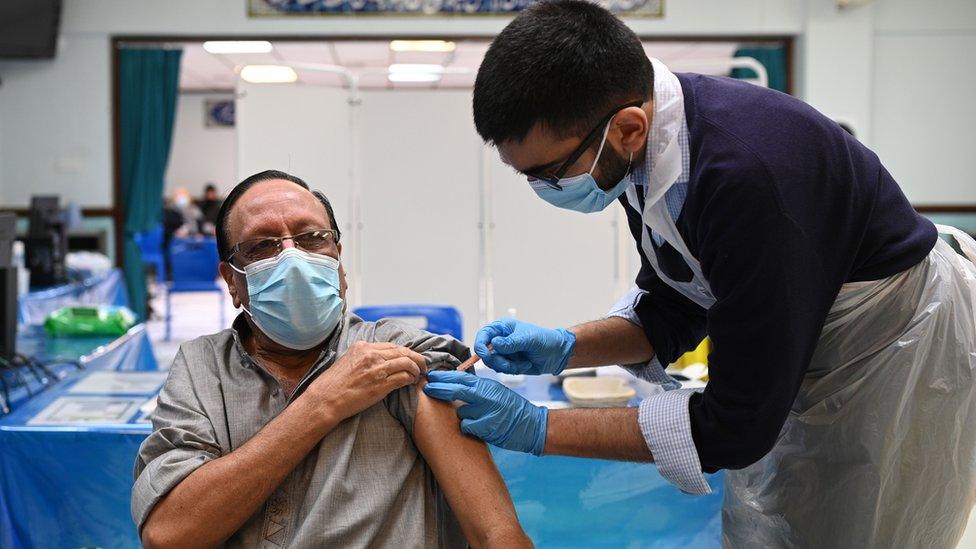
[204,41,273,54]
[240,65,298,84]
[389,40,456,53]
[387,63,444,83]
[388,72,443,83]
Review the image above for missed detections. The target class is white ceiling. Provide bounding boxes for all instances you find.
[178,40,742,91]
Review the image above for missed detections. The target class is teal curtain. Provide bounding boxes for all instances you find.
[731,45,788,94]
[119,48,182,320]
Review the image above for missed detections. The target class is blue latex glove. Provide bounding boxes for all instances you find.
[423,370,548,456]
[473,318,576,375]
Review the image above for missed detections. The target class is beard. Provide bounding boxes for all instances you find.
[593,147,632,191]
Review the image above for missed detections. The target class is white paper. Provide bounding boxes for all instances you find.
[28,396,145,425]
[69,371,168,395]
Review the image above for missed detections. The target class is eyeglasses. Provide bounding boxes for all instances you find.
[526,100,644,190]
[228,228,340,265]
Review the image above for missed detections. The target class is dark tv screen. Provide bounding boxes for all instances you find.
[0,0,62,59]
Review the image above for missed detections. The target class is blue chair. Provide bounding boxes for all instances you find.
[165,238,224,341]
[134,225,165,282]
[353,305,463,341]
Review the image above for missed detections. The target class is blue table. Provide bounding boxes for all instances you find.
[494,373,724,548]
[0,369,723,549]
[18,268,129,326]
[3,325,158,414]
[0,369,165,549]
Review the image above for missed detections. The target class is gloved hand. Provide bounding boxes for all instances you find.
[423,370,548,456]
[473,318,576,375]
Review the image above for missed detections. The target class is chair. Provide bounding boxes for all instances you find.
[165,237,224,341]
[133,225,165,282]
[352,305,463,341]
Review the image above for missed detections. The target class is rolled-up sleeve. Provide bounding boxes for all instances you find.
[606,288,682,390]
[637,388,711,495]
[131,349,221,529]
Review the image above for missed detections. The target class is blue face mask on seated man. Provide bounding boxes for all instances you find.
[528,121,633,214]
[231,247,344,350]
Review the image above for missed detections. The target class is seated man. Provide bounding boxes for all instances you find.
[132,170,529,548]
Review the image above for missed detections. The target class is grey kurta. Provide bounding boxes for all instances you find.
[132,313,470,548]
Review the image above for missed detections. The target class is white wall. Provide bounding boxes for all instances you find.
[165,94,237,198]
[236,84,628,341]
[0,0,804,210]
[0,0,973,220]
[870,0,976,205]
[0,34,112,207]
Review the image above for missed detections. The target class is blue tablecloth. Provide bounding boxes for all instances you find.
[3,325,159,414]
[0,369,723,549]
[17,268,129,326]
[0,325,160,549]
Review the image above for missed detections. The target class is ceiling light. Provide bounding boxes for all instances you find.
[389,40,456,53]
[203,41,273,54]
[387,63,444,83]
[239,65,298,83]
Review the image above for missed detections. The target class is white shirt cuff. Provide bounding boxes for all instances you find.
[637,388,712,495]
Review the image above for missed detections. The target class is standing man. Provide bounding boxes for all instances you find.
[423,1,976,546]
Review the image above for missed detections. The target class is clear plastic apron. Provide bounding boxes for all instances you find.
[721,226,976,548]
[627,138,976,546]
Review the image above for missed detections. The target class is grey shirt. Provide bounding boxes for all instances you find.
[132,313,471,548]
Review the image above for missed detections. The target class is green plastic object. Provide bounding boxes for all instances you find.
[43,306,137,337]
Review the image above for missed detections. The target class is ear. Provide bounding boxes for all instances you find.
[218,262,245,309]
[613,104,650,156]
[337,243,348,298]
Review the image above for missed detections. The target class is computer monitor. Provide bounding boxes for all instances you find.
[25,195,67,289]
[0,213,14,268]
[0,213,16,362]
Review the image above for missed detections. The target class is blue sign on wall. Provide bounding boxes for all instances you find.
[248,0,663,16]
[205,99,235,128]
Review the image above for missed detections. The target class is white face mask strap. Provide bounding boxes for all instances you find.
[588,120,613,175]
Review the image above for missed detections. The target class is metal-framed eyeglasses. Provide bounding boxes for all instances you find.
[227,228,341,266]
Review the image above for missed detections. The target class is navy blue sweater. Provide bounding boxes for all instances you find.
[620,74,937,472]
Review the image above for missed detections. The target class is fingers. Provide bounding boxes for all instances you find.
[376,346,428,370]
[489,333,523,355]
[423,382,476,402]
[384,371,416,391]
[426,370,479,386]
[485,353,521,374]
[382,356,421,381]
[457,355,480,371]
[473,319,514,357]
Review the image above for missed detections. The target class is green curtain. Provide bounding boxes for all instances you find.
[119,48,182,320]
[731,45,788,94]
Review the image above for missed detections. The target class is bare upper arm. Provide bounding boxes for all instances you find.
[412,379,530,548]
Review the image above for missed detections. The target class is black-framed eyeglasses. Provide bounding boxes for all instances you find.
[526,100,644,190]
[228,228,341,265]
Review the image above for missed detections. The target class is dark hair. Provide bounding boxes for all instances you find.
[204,184,217,193]
[472,0,653,145]
[215,169,341,261]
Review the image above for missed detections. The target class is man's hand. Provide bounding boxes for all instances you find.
[473,319,576,375]
[423,370,548,456]
[308,341,427,423]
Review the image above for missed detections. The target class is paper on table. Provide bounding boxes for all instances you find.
[28,396,146,425]
[69,371,168,395]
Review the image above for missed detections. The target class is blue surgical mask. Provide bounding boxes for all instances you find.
[231,247,343,350]
[529,121,633,214]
